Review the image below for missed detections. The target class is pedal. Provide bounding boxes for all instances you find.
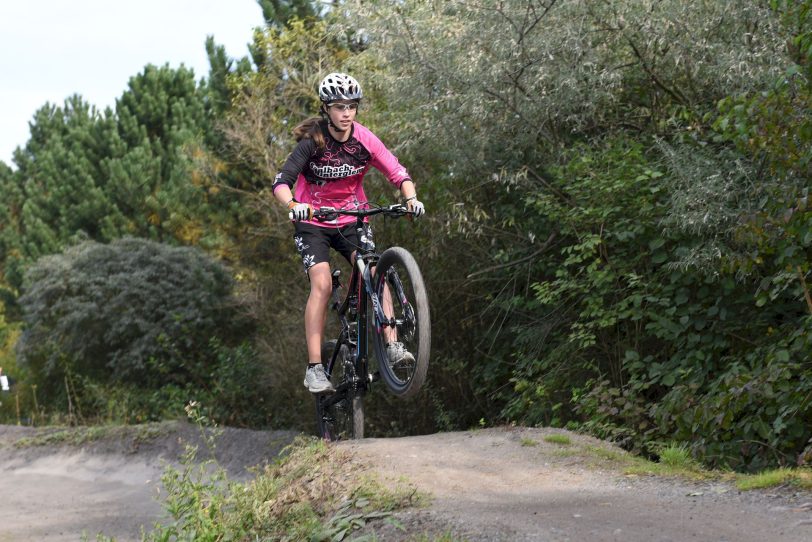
[368,371,380,383]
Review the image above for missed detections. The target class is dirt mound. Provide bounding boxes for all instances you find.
[342,427,812,542]
[0,422,299,541]
[0,421,298,476]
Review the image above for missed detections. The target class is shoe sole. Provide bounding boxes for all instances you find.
[304,380,336,394]
[308,387,336,394]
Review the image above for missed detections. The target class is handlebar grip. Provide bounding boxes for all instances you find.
[289,205,316,221]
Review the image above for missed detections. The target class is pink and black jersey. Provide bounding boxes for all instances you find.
[272,120,411,227]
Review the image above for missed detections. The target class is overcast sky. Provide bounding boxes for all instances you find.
[0,1,263,167]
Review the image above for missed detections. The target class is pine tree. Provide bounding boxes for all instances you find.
[9,97,124,264]
[112,64,212,244]
[0,65,219,290]
[257,0,319,28]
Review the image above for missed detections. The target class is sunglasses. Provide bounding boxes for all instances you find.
[328,102,359,112]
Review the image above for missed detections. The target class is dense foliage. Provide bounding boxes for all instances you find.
[1,0,811,471]
[340,0,812,470]
[14,238,265,425]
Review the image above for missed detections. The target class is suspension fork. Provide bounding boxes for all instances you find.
[358,255,400,333]
[356,253,397,384]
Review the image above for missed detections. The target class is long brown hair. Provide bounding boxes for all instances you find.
[293,116,326,149]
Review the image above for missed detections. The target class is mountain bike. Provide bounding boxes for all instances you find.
[312,203,431,441]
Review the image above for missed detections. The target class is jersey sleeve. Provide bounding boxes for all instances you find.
[272,138,316,193]
[360,126,412,188]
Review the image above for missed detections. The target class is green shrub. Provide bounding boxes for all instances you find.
[15,238,266,423]
[655,321,812,471]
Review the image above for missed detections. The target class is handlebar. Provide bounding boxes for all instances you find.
[289,203,413,222]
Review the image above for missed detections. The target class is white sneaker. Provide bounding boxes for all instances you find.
[386,342,415,367]
[304,364,335,394]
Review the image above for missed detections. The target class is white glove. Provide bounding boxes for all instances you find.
[288,201,313,221]
[406,197,425,218]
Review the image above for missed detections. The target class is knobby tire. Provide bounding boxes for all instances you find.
[371,247,431,399]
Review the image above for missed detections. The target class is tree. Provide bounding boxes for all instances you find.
[257,0,320,28]
[0,64,225,290]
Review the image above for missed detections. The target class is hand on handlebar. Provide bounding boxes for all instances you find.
[288,201,313,221]
[406,198,425,218]
[295,203,421,221]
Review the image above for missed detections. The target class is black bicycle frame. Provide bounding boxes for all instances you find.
[320,215,391,409]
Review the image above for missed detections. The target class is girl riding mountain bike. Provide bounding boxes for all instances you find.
[272,72,426,394]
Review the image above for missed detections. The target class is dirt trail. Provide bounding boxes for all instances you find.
[1,424,811,541]
[0,422,298,542]
[343,427,812,541]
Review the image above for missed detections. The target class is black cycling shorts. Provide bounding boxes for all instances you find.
[293,222,375,274]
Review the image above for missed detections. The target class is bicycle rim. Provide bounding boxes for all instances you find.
[371,247,431,399]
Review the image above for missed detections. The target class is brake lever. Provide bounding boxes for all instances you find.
[288,206,338,221]
[315,206,338,221]
[387,203,409,214]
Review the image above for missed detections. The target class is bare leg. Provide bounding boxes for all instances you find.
[364,254,396,343]
[305,262,332,363]
[381,279,397,343]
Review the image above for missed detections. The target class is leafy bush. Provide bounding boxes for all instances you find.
[15,237,266,423]
[655,319,812,471]
[337,0,812,469]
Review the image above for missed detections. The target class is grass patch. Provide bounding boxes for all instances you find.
[14,425,115,447]
[516,435,711,481]
[623,451,707,480]
[520,437,538,447]
[12,422,171,449]
[658,443,700,470]
[584,445,630,463]
[736,468,812,491]
[543,434,571,446]
[577,444,710,480]
[130,434,425,542]
[570,440,812,486]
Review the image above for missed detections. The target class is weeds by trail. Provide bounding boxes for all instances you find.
[737,468,812,491]
[89,402,426,541]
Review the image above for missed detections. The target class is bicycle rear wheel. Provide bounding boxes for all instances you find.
[371,247,431,399]
[316,340,364,440]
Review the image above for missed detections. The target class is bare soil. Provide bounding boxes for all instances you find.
[0,422,298,542]
[1,423,811,541]
[343,427,812,541]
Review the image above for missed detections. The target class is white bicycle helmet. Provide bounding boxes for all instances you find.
[319,72,363,102]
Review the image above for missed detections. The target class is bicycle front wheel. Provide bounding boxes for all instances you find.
[371,247,431,399]
[316,340,364,440]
